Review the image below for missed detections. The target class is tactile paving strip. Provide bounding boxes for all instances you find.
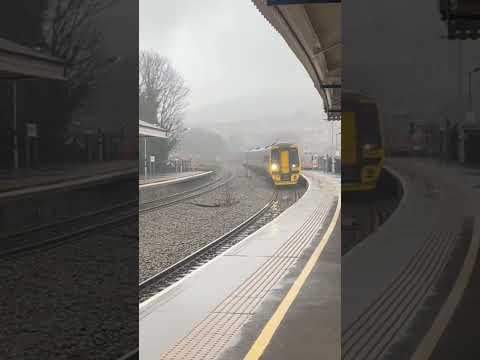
[342,215,462,360]
[160,193,337,360]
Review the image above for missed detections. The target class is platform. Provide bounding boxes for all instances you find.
[139,171,215,204]
[139,171,340,360]
[0,160,137,202]
[139,171,213,188]
[342,157,480,360]
[0,160,137,235]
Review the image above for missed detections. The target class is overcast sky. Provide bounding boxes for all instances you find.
[344,0,480,129]
[139,0,326,122]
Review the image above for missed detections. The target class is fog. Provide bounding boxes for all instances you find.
[344,0,480,134]
[140,0,336,155]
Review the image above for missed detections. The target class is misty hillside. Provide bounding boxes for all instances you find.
[183,94,337,154]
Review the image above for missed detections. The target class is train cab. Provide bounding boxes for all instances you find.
[342,92,384,192]
[269,143,301,186]
[246,142,301,186]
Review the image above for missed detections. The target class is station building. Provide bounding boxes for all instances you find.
[139,120,168,178]
[0,37,65,170]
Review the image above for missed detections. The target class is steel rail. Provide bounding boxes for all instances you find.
[139,173,224,207]
[139,174,235,213]
[139,190,279,292]
[0,202,137,258]
[0,199,137,241]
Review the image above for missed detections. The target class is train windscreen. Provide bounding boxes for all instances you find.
[356,104,381,147]
[271,149,280,163]
[289,148,299,167]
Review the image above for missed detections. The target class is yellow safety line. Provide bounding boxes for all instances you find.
[243,197,341,360]
[411,217,480,360]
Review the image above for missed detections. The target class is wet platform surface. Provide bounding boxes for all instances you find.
[222,213,340,360]
[0,160,136,201]
[139,171,340,360]
[342,157,480,360]
[429,231,480,360]
[139,171,212,188]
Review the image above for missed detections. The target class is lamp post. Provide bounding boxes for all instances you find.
[335,131,341,152]
[12,80,18,169]
[144,136,147,179]
[468,66,480,114]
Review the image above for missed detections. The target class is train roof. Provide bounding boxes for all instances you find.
[271,142,296,147]
[247,142,298,152]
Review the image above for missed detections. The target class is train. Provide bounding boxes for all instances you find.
[302,152,320,170]
[342,92,385,192]
[245,142,301,186]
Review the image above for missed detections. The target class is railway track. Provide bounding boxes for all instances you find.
[0,200,138,258]
[139,173,234,214]
[342,169,402,255]
[116,348,139,360]
[139,185,306,303]
[342,192,398,255]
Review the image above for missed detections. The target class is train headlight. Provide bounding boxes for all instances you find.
[363,166,377,180]
[291,164,297,169]
[363,144,380,157]
[271,163,279,172]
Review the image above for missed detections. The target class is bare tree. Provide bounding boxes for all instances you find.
[42,0,118,117]
[139,50,190,150]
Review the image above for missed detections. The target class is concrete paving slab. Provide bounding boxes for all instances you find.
[139,171,339,360]
[0,160,136,201]
[139,171,212,188]
[342,157,480,360]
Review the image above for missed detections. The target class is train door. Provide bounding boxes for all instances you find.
[280,150,289,174]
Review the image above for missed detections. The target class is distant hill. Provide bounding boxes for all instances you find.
[183,94,335,154]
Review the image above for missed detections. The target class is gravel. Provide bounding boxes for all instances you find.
[0,223,138,360]
[139,167,275,283]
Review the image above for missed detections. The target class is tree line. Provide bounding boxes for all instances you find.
[0,0,137,167]
[139,50,190,158]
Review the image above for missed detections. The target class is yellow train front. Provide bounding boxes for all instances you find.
[246,143,301,186]
[342,92,385,192]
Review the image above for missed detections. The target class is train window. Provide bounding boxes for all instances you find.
[271,149,280,163]
[357,105,381,146]
[289,148,299,165]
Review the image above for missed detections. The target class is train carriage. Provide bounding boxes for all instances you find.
[342,92,384,192]
[246,142,301,186]
[302,152,314,170]
[302,152,320,170]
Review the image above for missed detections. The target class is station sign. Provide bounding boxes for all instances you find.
[26,123,37,137]
[439,0,480,39]
[267,0,341,5]
[150,155,155,163]
[439,0,480,18]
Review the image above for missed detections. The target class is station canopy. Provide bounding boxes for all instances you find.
[253,1,341,120]
[0,37,65,80]
[439,0,480,39]
[139,120,168,138]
